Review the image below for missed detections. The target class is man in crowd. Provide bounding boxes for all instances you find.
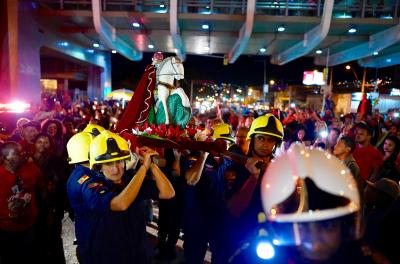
[327,127,341,152]
[229,126,249,155]
[18,121,40,158]
[0,142,43,263]
[333,136,362,191]
[353,122,383,182]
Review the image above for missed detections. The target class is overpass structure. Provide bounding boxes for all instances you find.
[1,0,399,103]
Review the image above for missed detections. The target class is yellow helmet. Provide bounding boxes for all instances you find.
[67,132,93,164]
[211,123,235,143]
[247,114,284,140]
[83,124,105,137]
[89,130,130,168]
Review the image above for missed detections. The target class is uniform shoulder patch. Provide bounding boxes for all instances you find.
[88,182,103,189]
[88,182,108,195]
[77,175,90,184]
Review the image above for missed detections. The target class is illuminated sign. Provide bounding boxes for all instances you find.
[303,71,325,85]
[390,88,400,96]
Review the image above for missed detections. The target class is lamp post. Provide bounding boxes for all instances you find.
[345,65,367,93]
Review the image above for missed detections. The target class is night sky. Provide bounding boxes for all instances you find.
[111,52,395,90]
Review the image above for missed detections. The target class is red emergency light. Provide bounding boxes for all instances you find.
[0,101,31,113]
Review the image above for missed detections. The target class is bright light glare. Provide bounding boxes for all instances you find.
[59,41,69,47]
[259,47,267,53]
[132,22,140,28]
[316,49,322,54]
[348,28,357,33]
[320,131,328,138]
[111,50,117,54]
[256,242,275,260]
[290,103,296,108]
[373,51,379,56]
[394,112,400,118]
[345,65,351,70]
[148,44,154,49]
[93,43,100,48]
[277,26,285,32]
[202,24,209,30]
[0,101,31,113]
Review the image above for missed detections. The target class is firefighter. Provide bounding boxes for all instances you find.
[230,144,385,264]
[183,123,235,264]
[73,130,174,264]
[224,114,284,258]
[66,131,98,261]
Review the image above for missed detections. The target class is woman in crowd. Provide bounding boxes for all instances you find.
[372,135,400,183]
[41,119,66,158]
[32,133,67,263]
[285,125,307,149]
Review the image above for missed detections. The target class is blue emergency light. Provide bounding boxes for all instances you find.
[256,240,275,260]
[256,213,276,260]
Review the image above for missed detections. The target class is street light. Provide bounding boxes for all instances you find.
[346,65,367,93]
[345,65,359,82]
[269,80,275,85]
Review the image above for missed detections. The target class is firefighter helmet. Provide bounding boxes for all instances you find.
[247,114,284,140]
[89,130,130,168]
[67,132,93,164]
[261,144,361,246]
[83,123,105,137]
[211,123,235,143]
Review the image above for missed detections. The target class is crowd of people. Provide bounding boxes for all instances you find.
[0,94,399,264]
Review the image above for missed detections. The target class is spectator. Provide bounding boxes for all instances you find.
[32,133,67,263]
[327,127,341,152]
[371,135,400,183]
[353,122,383,182]
[0,142,44,263]
[41,119,65,158]
[18,121,41,158]
[285,125,307,150]
[357,93,372,117]
[244,116,254,128]
[228,110,239,130]
[9,118,30,142]
[229,126,249,155]
[333,136,362,192]
[363,178,400,252]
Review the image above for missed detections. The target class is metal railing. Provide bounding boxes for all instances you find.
[34,0,399,18]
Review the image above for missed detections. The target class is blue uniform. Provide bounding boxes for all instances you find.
[68,167,158,264]
[183,155,232,264]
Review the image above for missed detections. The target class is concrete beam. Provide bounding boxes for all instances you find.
[315,23,400,66]
[227,0,256,63]
[91,0,142,61]
[169,0,186,61]
[270,0,334,65]
[358,52,400,68]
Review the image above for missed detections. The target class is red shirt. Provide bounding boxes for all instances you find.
[18,139,36,158]
[0,162,42,231]
[353,144,383,181]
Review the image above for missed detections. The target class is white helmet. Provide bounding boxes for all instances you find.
[261,143,361,245]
